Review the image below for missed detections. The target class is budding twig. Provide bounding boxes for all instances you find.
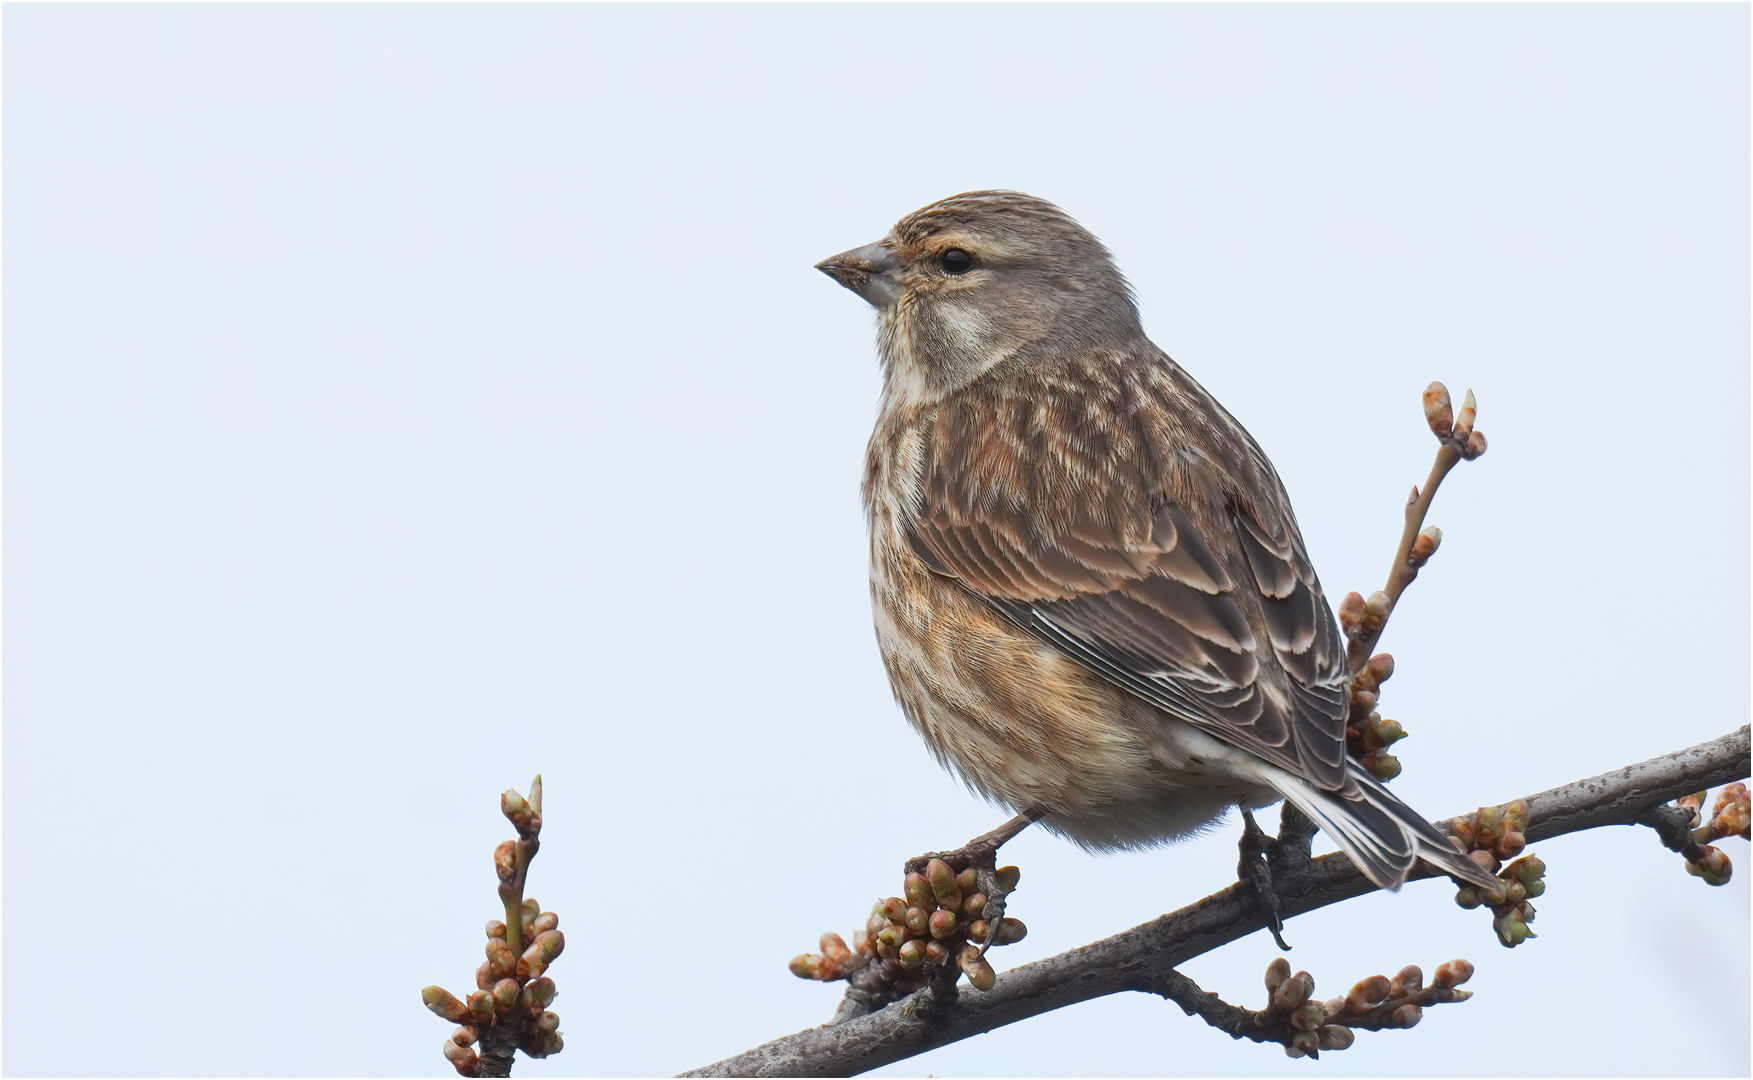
[1145,957,1476,1059]
[422,776,565,1077]
[1342,382,1487,674]
[681,726,1749,1078]
[1640,782,1749,886]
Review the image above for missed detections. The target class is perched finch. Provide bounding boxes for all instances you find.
[818,191,1494,893]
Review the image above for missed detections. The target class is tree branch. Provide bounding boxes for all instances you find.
[680,726,1751,1078]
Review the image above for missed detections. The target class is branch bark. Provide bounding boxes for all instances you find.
[681,726,1751,1078]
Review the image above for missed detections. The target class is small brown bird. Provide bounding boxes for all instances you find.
[818,191,1494,894]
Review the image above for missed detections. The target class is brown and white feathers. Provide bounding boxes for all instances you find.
[820,190,1493,891]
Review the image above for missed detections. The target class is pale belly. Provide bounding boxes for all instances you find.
[873,544,1282,851]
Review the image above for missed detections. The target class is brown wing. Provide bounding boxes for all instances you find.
[907,349,1351,790]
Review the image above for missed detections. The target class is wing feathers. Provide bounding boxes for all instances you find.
[907,350,1352,793]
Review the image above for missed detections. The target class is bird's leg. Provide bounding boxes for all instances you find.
[1274,801,1318,867]
[905,812,1037,954]
[1238,806,1293,951]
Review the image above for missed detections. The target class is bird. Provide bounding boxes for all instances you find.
[816,190,1497,900]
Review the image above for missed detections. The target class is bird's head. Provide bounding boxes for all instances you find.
[817,191,1142,401]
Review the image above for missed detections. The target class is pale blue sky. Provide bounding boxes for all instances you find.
[5,4,1748,1077]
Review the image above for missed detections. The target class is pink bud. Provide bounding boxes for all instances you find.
[1423,382,1454,437]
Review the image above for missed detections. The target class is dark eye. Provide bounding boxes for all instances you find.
[940,248,974,275]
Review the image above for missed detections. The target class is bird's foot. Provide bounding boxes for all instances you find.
[904,813,1035,954]
[1239,807,1293,951]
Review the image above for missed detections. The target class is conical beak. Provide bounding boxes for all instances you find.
[815,241,903,309]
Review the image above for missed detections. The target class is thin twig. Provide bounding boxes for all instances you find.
[679,726,1751,1078]
[1345,444,1459,674]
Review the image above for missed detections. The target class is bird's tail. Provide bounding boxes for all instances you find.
[1264,763,1501,892]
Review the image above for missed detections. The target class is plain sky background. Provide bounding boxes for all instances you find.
[4,4,1748,1077]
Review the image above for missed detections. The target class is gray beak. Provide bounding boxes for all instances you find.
[816,241,903,309]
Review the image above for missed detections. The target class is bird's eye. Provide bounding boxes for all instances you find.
[940,248,974,275]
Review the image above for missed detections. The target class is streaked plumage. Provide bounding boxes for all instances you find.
[819,191,1493,891]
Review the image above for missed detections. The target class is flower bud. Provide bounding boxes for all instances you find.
[957,867,980,895]
[928,859,962,912]
[1291,1002,1324,1031]
[903,872,934,909]
[791,953,828,980]
[866,912,888,937]
[493,978,519,1011]
[1453,388,1477,437]
[958,944,997,991]
[904,907,930,936]
[442,1041,479,1076]
[1685,846,1732,886]
[1389,1004,1423,1028]
[967,919,989,943]
[877,897,907,924]
[1285,1030,1320,1058]
[962,892,989,919]
[1338,591,1365,633]
[422,986,472,1024]
[466,990,496,1019]
[521,898,539,927]
[475,961,495,991]
[486,938,517,979]
[1264,957,1292,994]
[523,977,558,1008]
[874,940,898,960]
[1409,526,1442,568]
[1493,912,1534,946]
[1367,652,1394,683]
[899,939,925,968]
[876,925,906,951]
[1364,591,1390,623]
[530,911,559,936]
[502,789,529,818]
[994,865,1022,893]
[1501,800,1529,833]
[524,1030,562,1059]
[1423,382,1454,437]
[928,909,958,940]
[536,1010,560,1033]
[1463,429,1487,459]
[820,933,851,963]
[1453,886,1481,910]
[995,917,1028,946]
[1317,1025,1355,1051]
[525,929,564,966]
[1361,752,1401,782]
[1390,965,1423,997]
[1346,975,1390,1013]
[923,940,952,966]
[1273,971,1314,1011]
[485,920,507,940]
[494,841,517,884]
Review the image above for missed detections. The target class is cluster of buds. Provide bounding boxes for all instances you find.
[1345,652,1405,782]
[1449,800,1545,947]
[1337,590,1391,649]
[1423,382,1487,460]
[421,778,564,1076]
[790,860,1025,1001]
[1260,956,1475,1059]
[1674,784,1749,885]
